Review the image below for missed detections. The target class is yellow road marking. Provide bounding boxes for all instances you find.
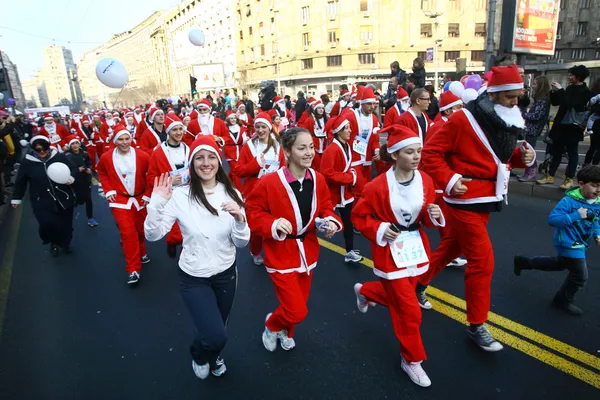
[0,207,22,342]
[318,237,600,389]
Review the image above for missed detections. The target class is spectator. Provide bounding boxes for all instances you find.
[295,91,308,123]
[321,94,333,117]
[443,72,457,86]
[390,61,407,88]
[242,91,255,118]
[406,74,420,95]
[384,76,399,112]
[424,84,439,121]
[517,65,531,113]
[412,57,426,89]
[284,95,293,111]
[519,75,551,182]
[583,79,600,166]
[216,97,226,120]
[538,65,593,189]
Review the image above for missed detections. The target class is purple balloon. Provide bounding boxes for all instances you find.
[7,98,15,106]
[464,75,482,91]
[167,97,173,103]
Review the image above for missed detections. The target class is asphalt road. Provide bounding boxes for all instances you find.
[0,189,599,400]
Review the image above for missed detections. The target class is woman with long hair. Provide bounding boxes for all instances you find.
[298,99,328,171]
[236,112,286,265]
[246,127,342,353]
[519,75,551,182]
[144,135,250,380]
[352,125,444,388]
[269,110,283,139]
[222,111,248,189]
[412,57,426,89]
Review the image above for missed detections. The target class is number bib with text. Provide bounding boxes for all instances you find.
[258,160,280,178]
[353,137,368,156]
[389,231,429,269]
[170,167,190,186]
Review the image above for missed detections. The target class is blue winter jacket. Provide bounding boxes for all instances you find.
[549,187,600,258]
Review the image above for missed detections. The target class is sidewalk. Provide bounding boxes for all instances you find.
[509,176,565,202]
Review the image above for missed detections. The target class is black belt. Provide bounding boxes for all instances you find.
[462,175,496,182]
[392,223,420,232]
[286,232,307,241]
[121,190,145,197]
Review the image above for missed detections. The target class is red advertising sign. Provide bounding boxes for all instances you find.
[511,0,561,55]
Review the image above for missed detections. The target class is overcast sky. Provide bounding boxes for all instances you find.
[0,0,181,81]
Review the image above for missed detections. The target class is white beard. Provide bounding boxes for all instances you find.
[399,101,410,111]
[106,119,115,127]
[494,104,525,129]
[45,123,56,133]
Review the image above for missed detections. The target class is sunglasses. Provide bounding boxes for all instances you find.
[34,147,49,153]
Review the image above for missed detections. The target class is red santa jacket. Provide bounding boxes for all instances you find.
[424,115,450,145]
[330,100,350,117]
[139,124,165,155]
[235,135,285,198]
[352,168,444,280]
[272,106,293,129]
[135,118,149,140]
[298,116,328,154]
[421,108,535,206]
[96,148,151,210]
[320,138,356,208]
[237,112,254,129]
[222,124,248,162]
[383,104,404,128]
[342,108,380,167]
[39,123,70,149]
[246,168,343,274]
[147,142,189,191]
[187,115,228,138]
[397,108,433,143]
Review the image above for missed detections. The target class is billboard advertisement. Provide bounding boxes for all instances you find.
[192,64,225,90]
[510,0,561,55]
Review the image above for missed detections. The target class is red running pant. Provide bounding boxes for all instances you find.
[86,145,97,170]
[352,164,371,200]
[266,271,313,338]
[360,277,426,363]
[166,222,183,246]
[418,202,493,325]
[249,233,262,257]
[111,207,148,274]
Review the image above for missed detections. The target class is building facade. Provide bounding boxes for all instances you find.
[37,46,83,107]
[234,0,489,98]
[0,51,26,111]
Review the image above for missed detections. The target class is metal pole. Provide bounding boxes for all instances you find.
[433,9,438,89]
[485,0,497,70]
[277,59,281,95]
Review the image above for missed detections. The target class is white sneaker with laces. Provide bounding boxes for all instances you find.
[354,283,369,313]
[192,360,210,380]
[401,358,431,388]
[278,329,296,350]
[252,253,264,265]
[262,313,278,352]
[211,357,227,377]
[345,250,363,263]
[447,257,467,267]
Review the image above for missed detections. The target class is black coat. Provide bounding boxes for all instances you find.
[549,83,593,142]
[66,150,93,205]
[12,150,77,212]
[295,97,308,123]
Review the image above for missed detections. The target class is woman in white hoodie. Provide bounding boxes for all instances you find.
[144,135,250,380]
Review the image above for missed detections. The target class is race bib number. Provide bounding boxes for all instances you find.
[50,134,62,144]
[352,137,368,156]
[281,117,290,127]
[389,231,429,270]
[495,163,510,197]
[258,159,280,178]
[314,127,326,138]
[170,167,190,186]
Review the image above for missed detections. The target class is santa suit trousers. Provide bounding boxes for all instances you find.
[418,202,493,325]
[86,146,97,170]
[111,207,148,274]
[249,233,263,257]
[266,271,313,338]
[360,277,426,363]
[227,160,243,191]
[166,222,183,246]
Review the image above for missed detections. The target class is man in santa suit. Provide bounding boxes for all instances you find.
[417,65,536,351]
[133,107,144,125]
[99,112,122,155]
[342,85,381,199]
[70,112,83,132]
[271,96,293,130]
[330,89,352,117]
[424,91,463,146]
[97,128,152,285]
[147,114,189,258]
[396,88,433,143]
[383,87,410,128]
[139,106,167,154]
[187,98,226,146]
[236,101,253,129]
[38,113,70,151]
[78,119,98,170]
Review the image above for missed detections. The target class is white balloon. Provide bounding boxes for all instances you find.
[47,162,71,184]
[461,88,479,104]
[19,139,28,147]
[0,93,4,100]
[95,58,128,89]
[478,84,487,95]
[188,29,205,46]
[449,81,465,98]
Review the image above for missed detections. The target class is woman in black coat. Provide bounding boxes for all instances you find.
[65,137,98,227]
[11,136,78,256]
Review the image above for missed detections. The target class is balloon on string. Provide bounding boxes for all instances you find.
[167,97,173,103]
[188,29,205,46]
[443,81,452,92]
[8,98,15,106]
[465,74,482,91]
[0,93,4,100]
[47,162,71,184]
[461,88,479,104]
[448,81,465,98]
[95,58,128,89]
[19,139,28,147]
[460,75,470,85]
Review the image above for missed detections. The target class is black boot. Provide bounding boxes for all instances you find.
[513,255,530,276]
[552,293,583,315]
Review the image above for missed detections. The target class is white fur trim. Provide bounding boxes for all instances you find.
[445,173,463,196]
[439,99,463,112]
[373,263,429,280]
[190,144,222,164]
[166,121,183,134]
[30,135,49,145]
[324,216,343,232]
[487,83,524,93]
[271,218,287,241]
[113,129,131,144]
[387,137,422,153]
[376,222,390,247]
[68,138,81,147]
[254,118,272,130]
[428,208,446,227]
[360,98,377,104]
[333,120,350,134]
[11,199,22,205]
[142,195,151,203]
[105,190,117,198]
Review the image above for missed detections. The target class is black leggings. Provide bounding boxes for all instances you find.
[549,138,579,178]
[524,256,587,302]
[584,133,600,165]
[338,202,355,252]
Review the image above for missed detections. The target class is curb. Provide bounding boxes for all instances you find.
[509,177,565,202]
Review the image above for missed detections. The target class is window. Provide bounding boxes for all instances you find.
[421,23,432,38]
[360,26,373,43]
[328,30,338,44]
[449,0,460,10]
[579,0,591,8]
[249,26,253,37]
[471,50,485,61]
[327,0,339,20]
[553,49,563,60]
[301,58,313,70]
[237,10,242,23]
[571,48,586,60]
[302,32,310,49]
[302,6,310,25]
[596,49,600,60]
[417,51,427,61]
[272,40,278,53]
[259,22,264,37]
[560,0,566,9]
[360,0,370,12]
[448,23,460,38]
[260,44,265,56]
[476,0,486,10]
[327,55,342,67]
[358,53,375,64]
[273,65,278,75]
[271,17,275,34]
[421,0,432,10]
[475,23,486,37]
[576,22,587,36]
[246,5,251,17]
[557,22,563,37]
[445,51,460,62]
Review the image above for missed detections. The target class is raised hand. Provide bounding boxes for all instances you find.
[153,172,173,200]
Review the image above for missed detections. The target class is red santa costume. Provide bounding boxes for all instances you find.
[383,87,410,128]
[187,99,226,146]
[427,91,463,144]
[396,107,433,144]
[97,129,152,284]
[246,162,342,346]
[342,86,381,198]
[139,106,167,155]
[38,114,70,151]
[133,107,144,125]
[330,89,352,117]
[271,96,293,130]
[418,65,536,350]
[222,111,249,190]
[297,99,328,171]
[235,112,286,261]
[352,127,444,387]
[236,101,253,130]
[99,112,121,154]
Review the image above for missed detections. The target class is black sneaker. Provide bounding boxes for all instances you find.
[167,245,177,259]
[552,295,583,315]
[50,245,59,257]
[141,255,151,264]
[467,324,504,352]
[127,271,140,284]
[513,255,529,276]
[416,290,432,310]
[211,356,227,377]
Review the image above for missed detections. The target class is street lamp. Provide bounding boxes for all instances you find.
[424,10,443,89]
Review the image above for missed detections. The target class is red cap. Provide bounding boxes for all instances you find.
[357,86,377,104]
[439,91,462,111]
[254,112,273,130]
[396,87,409,101]
[164,114,184,134]
[487,65,524,93]
[381,125,422,152]
[197,98,211,109]
[189,135,222,164]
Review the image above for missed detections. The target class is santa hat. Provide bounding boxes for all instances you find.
[254,112,273,130]
[189,135,222,164]
[67,135,81,147]
[396,87,409,101]
[487,65,524,93]
[307,97,318,107]
[327,116,350,136]
[482,71,493,82]
[439,91,462,111]
[164,114,184,134]
[113,129,131,144]
[237,101,246,109]
[197,98,211,110]
[350,86,358,99]
[357,86,377,104]
[381,125,422,152]
[340,89,350,98]
[30,135,50,145]
[312,99,324,109]
[148,106,163,121]
[226,110,236,120]
[272,96,284,104]
[145,103,152,110]
[189,109,199,120]
[44,113,54,120]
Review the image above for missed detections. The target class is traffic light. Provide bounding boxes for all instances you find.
[190,75,198,96]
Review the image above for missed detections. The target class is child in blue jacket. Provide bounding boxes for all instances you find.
[514,165,600,315]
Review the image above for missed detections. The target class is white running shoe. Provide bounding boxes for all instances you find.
[211,357,227,377]
[192,360,210,380]
[354,283,369,313]
[278,329,296,351]
[345,250,363,263]
[401,358,432,388]
[252,253,264,265]
[262,313,278,352]
[447,257,467,268]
